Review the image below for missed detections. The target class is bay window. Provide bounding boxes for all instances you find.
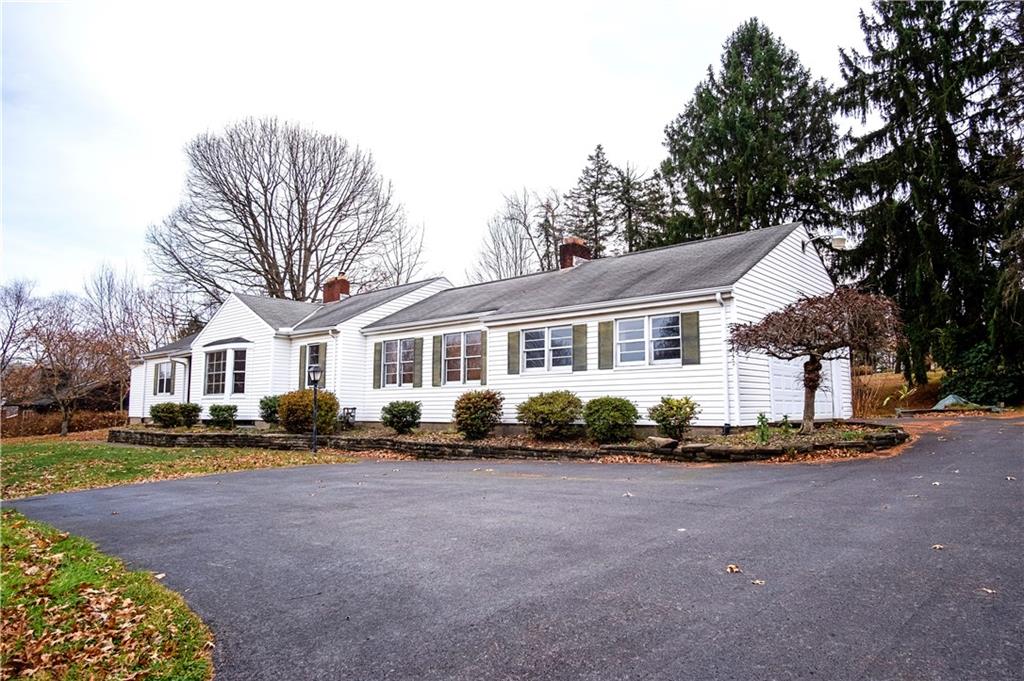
[205,350,227,394]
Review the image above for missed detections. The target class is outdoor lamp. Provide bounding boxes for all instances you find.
[307,364,322,453]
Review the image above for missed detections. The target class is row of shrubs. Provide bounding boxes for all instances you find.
[150,389,342,433]
[379,390,702,444]
[2,410,125,438]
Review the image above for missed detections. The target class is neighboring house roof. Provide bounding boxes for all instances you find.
[142,332,200,358]
[366,223,803,330]
[293,278,443,330]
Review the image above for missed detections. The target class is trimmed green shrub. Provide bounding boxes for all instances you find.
[278,389,339,434]
[207,404,237,429]
[149,402,181,428]
[453,389,504,440]
[381,400,421,434]
[179,403,202,428]
[583,396,639,443]
[647,396,701,440]
[516,390,583,440]
[259,395,281,424]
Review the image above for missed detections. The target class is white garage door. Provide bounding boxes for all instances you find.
[770,357,836,422]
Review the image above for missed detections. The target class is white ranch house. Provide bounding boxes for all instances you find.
[129,223,852,428]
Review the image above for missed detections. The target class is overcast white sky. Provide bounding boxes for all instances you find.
[2,0,868,295]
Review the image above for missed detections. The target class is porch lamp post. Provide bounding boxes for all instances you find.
[307,364,322,453]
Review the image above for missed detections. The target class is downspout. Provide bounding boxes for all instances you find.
[717,293,731,430]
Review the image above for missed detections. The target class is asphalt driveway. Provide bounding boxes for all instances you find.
[12,417,1023,680]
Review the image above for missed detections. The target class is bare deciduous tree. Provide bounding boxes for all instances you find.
[0,279,35,376]
[147,117,414,303]
[372,220,427,289]
[27,295,118,436]
[467,212,542,283]
[730,288,903,434]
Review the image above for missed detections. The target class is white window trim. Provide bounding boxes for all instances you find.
[156,362,173,395]
[303,343,323,389]
[443,331,483,385]
[615,314,682,367]
[521,326,573,373]
[231,349,247,395]
[382,338,416,388]
[204,350,228,395]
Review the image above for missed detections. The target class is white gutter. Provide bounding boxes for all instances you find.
[717,292,731,428]
[362,286,734,335]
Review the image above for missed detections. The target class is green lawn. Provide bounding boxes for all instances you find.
[1,439,357,499]
[1,509,212,680]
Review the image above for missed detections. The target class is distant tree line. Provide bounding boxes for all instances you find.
[469,1,1024,402]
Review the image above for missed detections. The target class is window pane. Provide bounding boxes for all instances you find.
[524,352,545,369]
[445,359,461,383]
[308,345,320,365]
[401,366,414,384]
[551,347,572,366]
[233,350,246,393]
[618,340,645,363]
[549,327,572,346]
[464,331,482,357]
[400,339,415,362]
[385,364,398,385]
[618,318,645,341]
[523,329,545,351]
[384,340,398,362]
[444,334,462,359]
[465,355,482,381]
[651,315,680,339]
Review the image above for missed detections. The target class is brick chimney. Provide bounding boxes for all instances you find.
[322,273,350,303]
[559,236,591,269]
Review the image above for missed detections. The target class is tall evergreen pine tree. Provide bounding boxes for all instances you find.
[660,18,840,240]
[836,1,1016,387]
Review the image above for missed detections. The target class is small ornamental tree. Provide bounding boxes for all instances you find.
[730,288,903,434]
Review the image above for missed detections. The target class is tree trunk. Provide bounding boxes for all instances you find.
[801,355,823,435]
[59,405,71,437]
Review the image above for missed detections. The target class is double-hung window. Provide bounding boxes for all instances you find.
[205,350,227,394]
[304,344,321,388]
[616,314,682,365]
[232,350,247,394]
[383,338,416,387]
[443,331,482,383]
[522,326,572,371]
[156,362,173,394]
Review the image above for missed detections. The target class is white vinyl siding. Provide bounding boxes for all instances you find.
[363,299,726,426]
[732,228,853,422]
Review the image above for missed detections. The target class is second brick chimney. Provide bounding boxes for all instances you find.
[559,237,591,269]
[322,273,350,303]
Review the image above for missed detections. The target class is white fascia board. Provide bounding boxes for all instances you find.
[482,287,734,327]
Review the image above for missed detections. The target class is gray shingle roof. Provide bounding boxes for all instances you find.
[366,223,803,330]
[234,293,322,330]
[142,332,200,357]
[294,279,442,330]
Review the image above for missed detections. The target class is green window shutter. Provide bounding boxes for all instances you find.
[168,364,175,394]
[572,324,587,372]
[432,335,442,387]
[507,331,520,375]
[480,330,488,385]
[318,342,328,387]
[298,345,307,389]
[598,321,614,369]
[412,337,424,387]
[152,364,159,395]
[682,311,701,365]
[372,342,382,389]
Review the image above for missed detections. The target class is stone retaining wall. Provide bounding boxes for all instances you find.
[108,425,910,463]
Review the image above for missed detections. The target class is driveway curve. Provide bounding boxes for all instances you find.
[12,417,1023,680]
